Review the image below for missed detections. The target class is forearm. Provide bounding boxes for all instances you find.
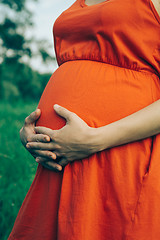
[93,99,160,151]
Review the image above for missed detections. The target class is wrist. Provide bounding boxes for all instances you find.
[88,121,125,152]
[87,126,109,153]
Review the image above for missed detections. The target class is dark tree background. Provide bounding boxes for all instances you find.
[0,0,56,102]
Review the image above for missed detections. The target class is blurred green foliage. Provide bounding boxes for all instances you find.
[0,101,39,240]
[0,0,37,12]
[1,0,37,62]
[0,60,52,101]
[0,0,56,102]
[0,0,57,238]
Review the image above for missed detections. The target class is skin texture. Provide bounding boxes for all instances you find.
[85,0,108,6]
[21,105,100,171]
[20,109,62,171]
[151,0,160,15]
[20,0,160,172]
[85,0,160,14]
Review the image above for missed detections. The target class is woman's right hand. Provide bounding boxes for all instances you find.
[19,109,62,171]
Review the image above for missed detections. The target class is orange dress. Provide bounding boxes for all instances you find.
[8,0,160,239]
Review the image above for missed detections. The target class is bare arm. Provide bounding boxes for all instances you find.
[93,99,160,151]
[151,0,160,16]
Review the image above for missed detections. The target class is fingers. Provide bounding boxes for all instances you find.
[36,157,68,170]
[53,104,75,122]
[30,149,57,160]
[39,160,62,171]
[24,109,41,126]
[34,126,53,136]
[29,134,50,143]
[57,158,69,167]
[26,142,59,151]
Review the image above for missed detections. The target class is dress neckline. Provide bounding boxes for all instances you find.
[80,0,108,8]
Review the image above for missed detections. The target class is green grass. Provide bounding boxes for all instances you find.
[0,100,39,240]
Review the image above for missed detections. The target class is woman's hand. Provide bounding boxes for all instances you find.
[26,105,100,169]
[20,109,62,171]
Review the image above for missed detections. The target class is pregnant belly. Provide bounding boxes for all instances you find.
[36,60,158,129]
[35,60,160,231]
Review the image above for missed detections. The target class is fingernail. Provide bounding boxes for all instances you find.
[26,144,30,148]
[36,109,40,113]
[57,166,62,171]
[54,104,60,109]
[50,154,56,160]
[36,158,40,163]
[44,136,50,142]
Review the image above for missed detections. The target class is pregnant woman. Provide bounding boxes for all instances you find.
[8,0,160,239]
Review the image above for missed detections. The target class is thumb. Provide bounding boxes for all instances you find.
[24,109,41,126]
[53,104,73,122]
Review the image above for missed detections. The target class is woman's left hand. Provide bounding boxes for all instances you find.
[26,104,100,169]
